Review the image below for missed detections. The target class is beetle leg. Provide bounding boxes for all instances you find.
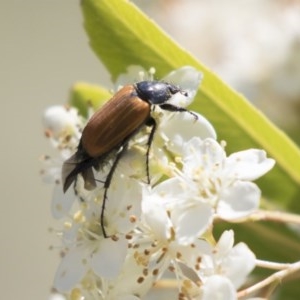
[145,117,156,184]
[159,103,198,120]
[101,143,129,238]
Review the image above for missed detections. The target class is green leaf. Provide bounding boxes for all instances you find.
[81,0,300,210]
[69,82,112,117]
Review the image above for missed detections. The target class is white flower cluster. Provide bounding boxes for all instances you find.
[42,67,275,300]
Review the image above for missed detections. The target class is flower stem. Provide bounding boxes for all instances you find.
[237,260,300,298]
[250,209,300,224]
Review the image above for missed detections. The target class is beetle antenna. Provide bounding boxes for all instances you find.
[159,103,198,120]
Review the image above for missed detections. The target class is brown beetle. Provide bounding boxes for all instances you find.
[62,81,197,236]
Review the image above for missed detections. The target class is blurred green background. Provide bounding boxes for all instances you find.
[1,1,299,299]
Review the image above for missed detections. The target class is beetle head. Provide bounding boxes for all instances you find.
[135,81,188,105]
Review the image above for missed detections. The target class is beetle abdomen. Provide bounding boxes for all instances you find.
[81,85,150,158]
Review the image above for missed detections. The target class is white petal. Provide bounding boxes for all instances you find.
[163,66,203,106]
[226,149,275,181]
[114,255,154,297]
[53,247,88,292]
[118,147,147,178]
[142,194,172,241]
[218,181,260,220]
[183,138,225,176]
[41,159,62,184]
[61,222,82,246]
[223,242,256,288]
[171,239,212,270]
[43,105,81,138]
[49,294,66,300]
[201,275,236,300]
[151,177,187,203]
[216,230,234,256]
[115,65,150,88]
[161,113,217,155]
[51,184,75,219]
[172,202,213,245]
[105,177,142,235]
[91,237,127,279]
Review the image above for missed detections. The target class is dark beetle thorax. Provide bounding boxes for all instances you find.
[135,81,180,105]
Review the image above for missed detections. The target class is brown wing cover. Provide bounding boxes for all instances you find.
[81,85,150,157]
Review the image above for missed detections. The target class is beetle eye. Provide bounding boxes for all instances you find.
[168,85,180,95]
[168,84,188,97]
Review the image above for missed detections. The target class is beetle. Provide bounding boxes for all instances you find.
[62,80,197,237]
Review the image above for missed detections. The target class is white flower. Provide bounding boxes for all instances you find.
[42,105,83,150]
[54,246,155,299]
[54,236,128,292]
[199,230,256,289]
[146,137,275,248]
[126,190,212,288]
[41,105,83,185]
[181,230,255,300]
[181,137,275,220]
[52,175,146,292]
[144,178,214,245]
[41,66,275,299]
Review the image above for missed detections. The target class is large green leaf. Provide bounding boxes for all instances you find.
[80,0,300,210]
